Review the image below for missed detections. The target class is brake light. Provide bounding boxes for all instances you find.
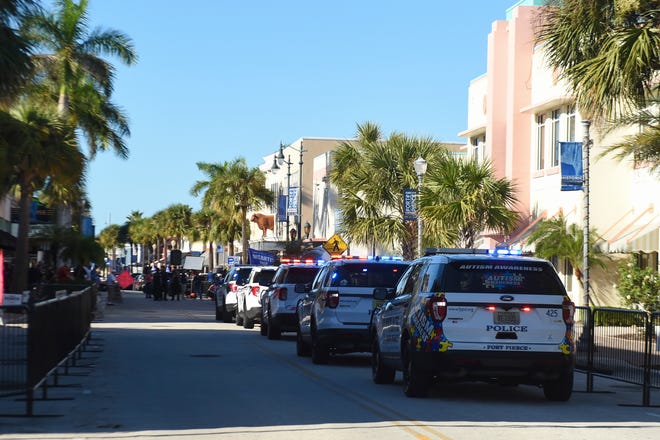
[520,305,533,312]
[325,290,339,308]
[485,305,497,311]
[250,285,259,296]
[427,294,447,322]
[562,298,575,325]
[277,287,288,301]
[229,282,237,292]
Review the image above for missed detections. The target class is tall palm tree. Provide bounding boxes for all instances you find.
[161,204,192,251]
[1,104,84,291]
[421,156,519,249]
[189,210,216,270]
[329,121,448,260]
[97,223,120,270]
[535,0,660,170]
[0,0,35,101]
[192,158,273,264]
[21,0,137,123]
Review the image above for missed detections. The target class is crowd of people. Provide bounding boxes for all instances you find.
[140,264,227,302]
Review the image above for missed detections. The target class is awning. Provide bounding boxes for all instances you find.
[608,217,659,253]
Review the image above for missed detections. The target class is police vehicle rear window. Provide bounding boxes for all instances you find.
[330,263,408,288]
[255,269,277,285]
[439,261,565,295]
[285,267,320,284]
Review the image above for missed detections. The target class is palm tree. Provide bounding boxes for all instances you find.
[21,0,137,127]
[0,0,35,101]
[421,156,519,249]
[535,0,660,170]
[97,223,120,270]
[161,204,193,251]
[189,210,216,270]
[1,104,84,291]
[192,158,273,264]
[526,213,606,304]
[329,121,448,260]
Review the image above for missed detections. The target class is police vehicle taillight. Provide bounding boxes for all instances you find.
[277,287,287,301]
[427,294,447,322]
[250,285,259,296]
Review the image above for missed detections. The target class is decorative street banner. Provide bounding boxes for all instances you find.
[560,141,584,191]
[277,194,287,222]
[403,188,418,221]
[248,248,277,265]
[287,187,298,214]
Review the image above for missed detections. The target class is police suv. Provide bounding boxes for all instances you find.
[370,248,576,401]
[296,256,409,364]
[260,259,323,339]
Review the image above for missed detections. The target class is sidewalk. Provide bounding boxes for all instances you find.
[0,291,219,438]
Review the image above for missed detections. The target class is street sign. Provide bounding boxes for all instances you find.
[324,233,348,255]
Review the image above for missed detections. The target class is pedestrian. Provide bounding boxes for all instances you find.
[152,267,163,301]
[170,271,182,301]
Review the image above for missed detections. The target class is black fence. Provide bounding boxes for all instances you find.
[0,286,96,416]
[575,306,660,406]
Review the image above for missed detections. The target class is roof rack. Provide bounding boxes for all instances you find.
[424,247,489,256]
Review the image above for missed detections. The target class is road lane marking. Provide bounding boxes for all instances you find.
[255,341,453,440]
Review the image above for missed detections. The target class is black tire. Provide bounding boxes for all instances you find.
[260,318,268,336]
[311,328,329,365]
[221,300,233,323]
[267,313,281,340]
[372,338,396,384]
[296,325,311,357]
[543,370,573,401]
[235,308,244,326]
[215,306,222,321]
[402,340,430,397]
[243,301,254,329]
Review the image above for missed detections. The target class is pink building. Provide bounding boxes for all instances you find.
[459,1,659,304]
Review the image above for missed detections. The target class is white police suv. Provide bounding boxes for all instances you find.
[370,248,576,401]
[296,256,409,364]
[236,265,278,329]
[260,259,323,339]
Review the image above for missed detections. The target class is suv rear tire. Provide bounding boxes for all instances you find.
[296,325,311,357]
[243,300,254,329]
[311,326,329,364]
[267,314,281,340]
[402,340,430,397]
[543,370,573,401]
[222,301,233,323]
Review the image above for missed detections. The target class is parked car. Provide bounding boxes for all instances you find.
[215,265,253,322]
[296,256,409,364]
[370,248,576,400]
[236,265,278,329]
[261,259,323,339]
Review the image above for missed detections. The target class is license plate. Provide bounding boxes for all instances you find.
[494,311,520,325]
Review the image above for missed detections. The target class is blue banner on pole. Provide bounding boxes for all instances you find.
[248,248,277,266]
[287,187,298,214]
[277,195,287,222]
[403,188,417,221]
[560,141,583,191]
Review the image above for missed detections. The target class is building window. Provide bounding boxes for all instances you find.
[536,114,545,170]
[566,105,576,142]
[551,109,560,167]
[471,135,485,162]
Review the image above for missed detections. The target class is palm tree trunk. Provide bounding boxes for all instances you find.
[11,184,32,292]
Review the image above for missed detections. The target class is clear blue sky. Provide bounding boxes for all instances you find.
[72,0,517,230]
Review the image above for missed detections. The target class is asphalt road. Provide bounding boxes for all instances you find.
[0,291,659,440]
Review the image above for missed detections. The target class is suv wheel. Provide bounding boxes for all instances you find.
[402,339,429,397]
[267,312,281,340]
[296,324,310,357]
[215,305,222,321]
[372,338,395,384]
[221,300,233,323]
[543,370,573,401]
[243,300,254,329]
[235,307,244,326]
[260,315,268,336]
[311,334,329,365]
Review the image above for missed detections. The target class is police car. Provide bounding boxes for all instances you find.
[370,248,576,400]
[260,259,323,339]
[296,256,409,364]
[235,265,278,329]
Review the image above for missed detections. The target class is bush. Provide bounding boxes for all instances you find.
[617,258,660,312]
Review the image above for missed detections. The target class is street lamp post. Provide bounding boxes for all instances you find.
[271,143,292,242]
[414,156,427,258]
[275,142,305,243]
[582,120,592,307]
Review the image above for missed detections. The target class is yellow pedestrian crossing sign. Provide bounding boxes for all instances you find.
[324,233,348,255]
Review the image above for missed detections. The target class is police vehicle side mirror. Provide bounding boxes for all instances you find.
[373,287,394,301]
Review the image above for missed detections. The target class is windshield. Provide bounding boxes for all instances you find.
[330,263,408,288]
